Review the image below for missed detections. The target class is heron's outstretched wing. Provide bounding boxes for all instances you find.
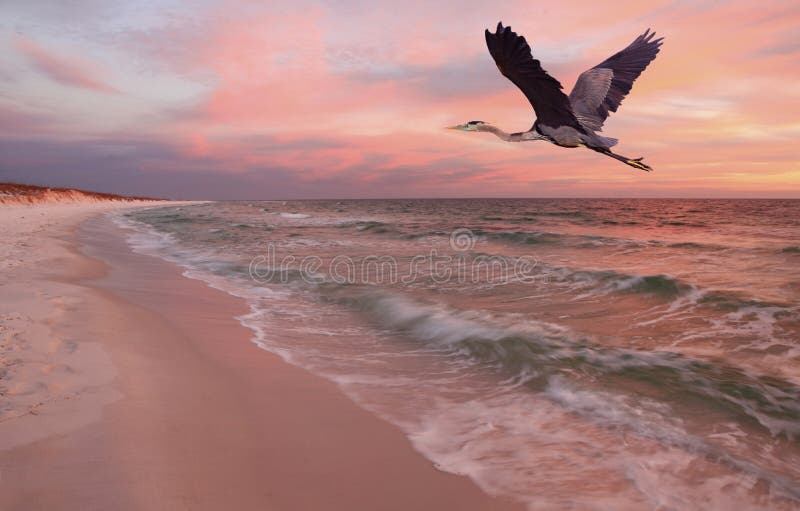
[570,29,663,131]
[485,22,582,131]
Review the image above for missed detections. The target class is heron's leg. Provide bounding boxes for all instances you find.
[587,146,652,172]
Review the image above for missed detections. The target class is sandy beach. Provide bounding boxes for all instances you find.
[0,201,522,510]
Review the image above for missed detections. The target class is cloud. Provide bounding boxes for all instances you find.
[0,104,54,135]
[14,36,118,93]
[0,136,486,199]
[751,28,800,57]
[0,0,798,197]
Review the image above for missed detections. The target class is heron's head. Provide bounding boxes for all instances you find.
[447,120,487,132]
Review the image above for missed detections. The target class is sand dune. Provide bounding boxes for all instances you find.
[0,182,161,205]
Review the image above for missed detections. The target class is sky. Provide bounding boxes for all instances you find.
[0,0,798,199]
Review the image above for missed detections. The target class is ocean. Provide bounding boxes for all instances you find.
[115,199,800,510]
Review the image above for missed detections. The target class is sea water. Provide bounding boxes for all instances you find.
[115,199,800,510]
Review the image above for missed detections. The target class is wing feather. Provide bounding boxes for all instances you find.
[485,22,582,131]
[570,29,663,130]
[570,68,613,131]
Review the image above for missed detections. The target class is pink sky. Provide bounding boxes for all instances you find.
[0,0,798,198]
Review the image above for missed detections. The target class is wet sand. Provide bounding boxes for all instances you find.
[0,204,522,510]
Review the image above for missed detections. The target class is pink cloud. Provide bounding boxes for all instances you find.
[2,0,798,197]
[14,36,118,93]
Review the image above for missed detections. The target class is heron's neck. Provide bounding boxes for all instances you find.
[478,124,535,142]
[477,124,513,141]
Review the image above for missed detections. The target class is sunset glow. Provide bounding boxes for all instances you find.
[1,0,798,198]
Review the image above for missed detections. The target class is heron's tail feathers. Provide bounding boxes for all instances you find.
[598,135,618,148]
[584,133,618,148]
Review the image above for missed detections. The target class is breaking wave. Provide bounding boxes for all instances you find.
[334,290,800,439]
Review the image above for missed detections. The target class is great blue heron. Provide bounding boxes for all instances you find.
[449,22,663,172]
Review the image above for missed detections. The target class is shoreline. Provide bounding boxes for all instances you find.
[0,203,522,510]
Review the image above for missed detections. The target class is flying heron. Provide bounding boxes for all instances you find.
[449,23,663,172]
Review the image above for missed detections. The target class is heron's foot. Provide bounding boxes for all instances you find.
[626,157,652,172]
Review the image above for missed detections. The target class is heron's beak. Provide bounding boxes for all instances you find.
[446,124,466,130]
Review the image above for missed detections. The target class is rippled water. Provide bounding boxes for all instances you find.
[116,199,800,510]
